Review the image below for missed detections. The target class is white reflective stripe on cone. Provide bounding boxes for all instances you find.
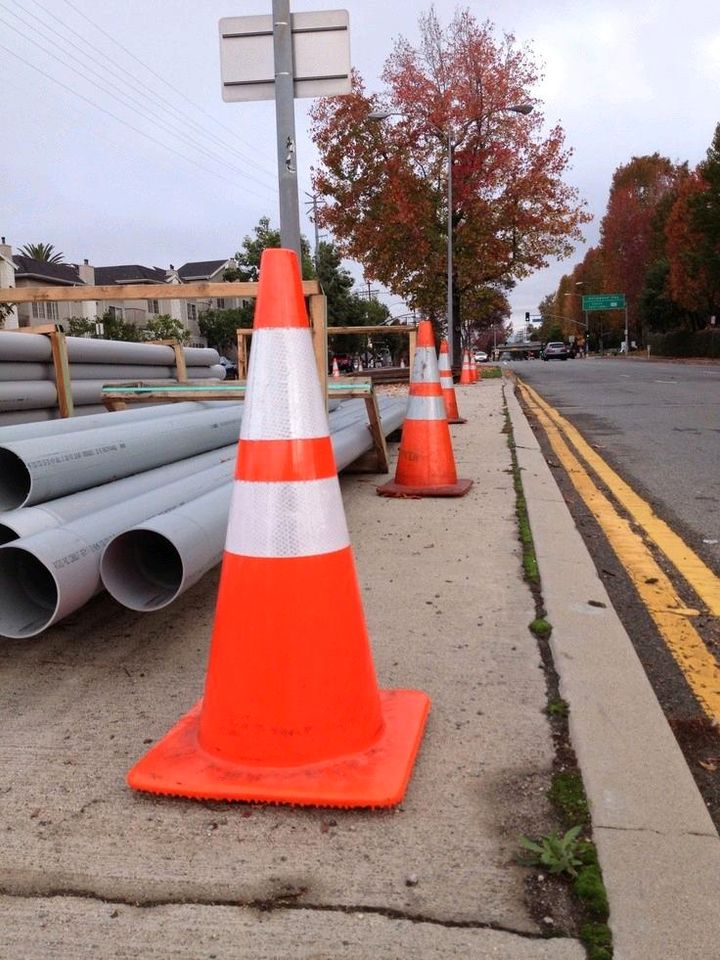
[411,347,441,384]
[225,476,351,558]
[405,394,448,422]
[438,355,451,372]
[439,372,453,386]
[241,328,330,441]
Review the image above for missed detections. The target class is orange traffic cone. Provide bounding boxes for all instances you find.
[438,339,466,424]
[331,356,340,378]
[127,248,430,808]
[459,350,473,385]
[377,321,473,498]
[470,353,478,383]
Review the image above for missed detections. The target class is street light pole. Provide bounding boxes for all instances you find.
[369,101,533,373]
[446,131,456,369]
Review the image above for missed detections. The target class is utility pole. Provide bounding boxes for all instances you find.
[304,191,321,267]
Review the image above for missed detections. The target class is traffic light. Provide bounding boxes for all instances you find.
[525,312,530,321]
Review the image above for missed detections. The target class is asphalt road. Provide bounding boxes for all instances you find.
[512,357,720,575]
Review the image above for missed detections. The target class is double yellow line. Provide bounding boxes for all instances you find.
[517,379,720,722]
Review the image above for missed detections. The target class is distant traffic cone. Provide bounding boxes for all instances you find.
[377,321,473,498]
[127,248,430,807]
[332,356,340,378]
[438,339,466,424]
[470,354,478,383]
[459,350,473,385]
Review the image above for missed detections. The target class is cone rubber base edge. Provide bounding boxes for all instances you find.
[376,478,473,498]
[448,416,467,424]
[127,688,430,808]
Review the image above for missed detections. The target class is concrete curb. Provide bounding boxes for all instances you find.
[506,379,720,960]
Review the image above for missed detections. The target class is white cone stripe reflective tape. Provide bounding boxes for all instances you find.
[405,394,447,421]
[241,329,329,441]
[225,477,350,558]
[439,371,453,386]
[411,346,441,383]
[438,353,451,372]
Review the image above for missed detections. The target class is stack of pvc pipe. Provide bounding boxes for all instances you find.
[0,330,225,425]
[0,397,406,638]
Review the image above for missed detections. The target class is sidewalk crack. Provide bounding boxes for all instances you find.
[0,886,576,941]
[596,823,719,840]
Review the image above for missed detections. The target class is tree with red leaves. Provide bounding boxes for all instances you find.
[599,154,686,344]
[309,7,589,357]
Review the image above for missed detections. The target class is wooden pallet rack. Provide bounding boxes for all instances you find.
[101,378,390,473]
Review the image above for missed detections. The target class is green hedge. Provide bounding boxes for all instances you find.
[647,329,720,358]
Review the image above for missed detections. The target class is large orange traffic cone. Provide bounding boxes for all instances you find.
[459,350,473,385]
[377,321,473,498]
[438,339,466,424]
[127,249,430,807]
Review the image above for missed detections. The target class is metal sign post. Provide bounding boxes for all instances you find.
[219,6,351,268]
[272,0,302,264]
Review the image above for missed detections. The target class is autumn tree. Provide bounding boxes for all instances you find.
[665,125,720,324]
[599,154,686,344]
[309,7,589,363]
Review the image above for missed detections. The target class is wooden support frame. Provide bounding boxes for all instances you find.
[6,324,74,417]
[101,377,390,473]
[328,323,418,372]
[146,339,188,382]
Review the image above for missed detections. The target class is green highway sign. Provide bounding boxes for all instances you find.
[582,293,626,311]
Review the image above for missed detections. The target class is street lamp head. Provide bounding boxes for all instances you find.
[507,103,534,115]
[368,109,395,121]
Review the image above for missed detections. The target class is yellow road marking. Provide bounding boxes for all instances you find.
[517,381,720,723]
[520,381,720,617]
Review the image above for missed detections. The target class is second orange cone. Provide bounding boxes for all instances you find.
[377,321,472,498]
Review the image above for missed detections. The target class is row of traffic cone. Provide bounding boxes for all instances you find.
[128,249,477,810]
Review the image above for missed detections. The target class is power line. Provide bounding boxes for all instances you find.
[0,4,277,195]
[56,0,278,182]
[21,0,278,191]
[0,39,270,197]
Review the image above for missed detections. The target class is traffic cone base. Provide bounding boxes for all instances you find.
[448,415,467,425]
[376,478,473,498]
[127,689,429,807]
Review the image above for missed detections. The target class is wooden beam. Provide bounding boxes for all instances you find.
[48,330,74,418]
[0,280,322,303]
[328,324,418,335]
[308,292,328,402]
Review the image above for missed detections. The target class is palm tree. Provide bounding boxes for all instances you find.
[18,242,65,263]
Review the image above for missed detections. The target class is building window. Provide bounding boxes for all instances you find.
[216,298,226,309]
[187,303,198,322]
[148,299,159,314]
[31,301,59,321]
[108,305,123,320]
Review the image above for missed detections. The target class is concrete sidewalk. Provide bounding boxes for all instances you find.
[0,377,716,958]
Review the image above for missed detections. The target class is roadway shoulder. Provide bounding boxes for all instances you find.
[506,379,720,960]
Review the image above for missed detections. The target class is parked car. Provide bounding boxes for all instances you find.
[474,350,489,362]
[542,342,569,361]
[218,356,238,378]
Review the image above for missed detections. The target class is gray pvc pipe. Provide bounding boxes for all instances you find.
[0,460,235,638]
[0,363,225,382]
[99,398,407,612]
[0,444,237,543]
[0,405,243,510]
[0,400,238,443]
[0,331,219,366]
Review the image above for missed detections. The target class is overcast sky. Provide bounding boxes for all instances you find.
[1,0,718,329]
